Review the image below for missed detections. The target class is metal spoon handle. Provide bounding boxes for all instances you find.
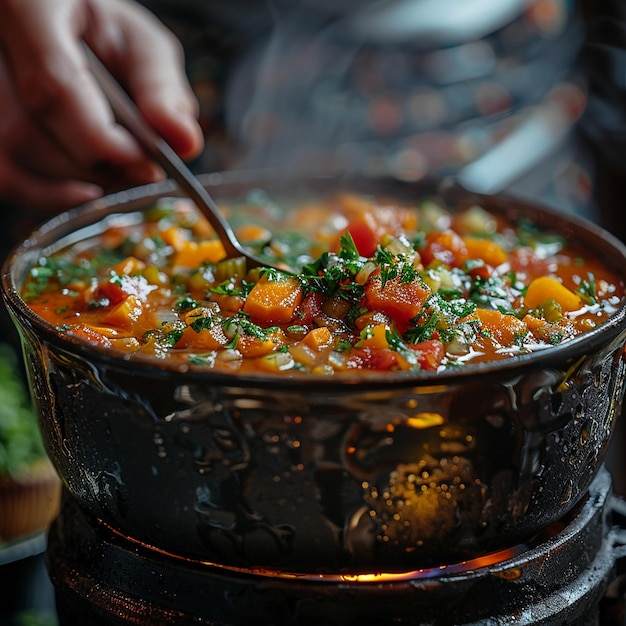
[84,46,255,264]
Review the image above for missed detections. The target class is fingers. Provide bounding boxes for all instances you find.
[0,34,163,211]
[0,153,103,212]
[1,96,165,199]
[87,0,204,161]
[0,0,151,172]
[0,0,203,197]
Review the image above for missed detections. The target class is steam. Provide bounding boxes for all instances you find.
[221,0,589,214]
[225,8,363,172]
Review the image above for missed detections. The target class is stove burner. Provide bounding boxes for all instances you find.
[48,467,626,625]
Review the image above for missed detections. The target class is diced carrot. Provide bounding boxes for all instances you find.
[358,324,391,350]
[397,206,418,232]
[289,326,334,369]
[300,326,333,352]
[474,308,528,346]
[111,256,146,276]
[522,314,545,333]
[177,323,228,350]
[99,226,130,250]
[463,237,508,267]
[255,352,296,373]
[288,343,316,369]
[189,214,215,239]
[81,325,124,339]
[160,226,188,250]
[109,337,142,352]
[524,276,582,312]
[243,274,303,324]
[172,240,226,267]
[142,265,169,287]
[335,192,378,217]
[236,223,272,244]
[101,295,144,329]
[237,334,277,358]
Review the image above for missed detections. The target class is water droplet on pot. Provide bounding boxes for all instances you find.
[560,480,573,505]
[494,567,522,581]
[579,420,591,446]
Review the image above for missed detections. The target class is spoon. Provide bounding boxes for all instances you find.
[84,46,279,273]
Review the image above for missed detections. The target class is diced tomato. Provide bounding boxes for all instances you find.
[466,261,493,281]
[420,230,469,268]
[94,274,156,307]
[463,237,508,267]
[407,339,445,371]
[336,193,414,234]
[364,269,430,332]
[296,292,325,327]
[346,347,399,370]
[96,280,127,306]
[335,212,381,257]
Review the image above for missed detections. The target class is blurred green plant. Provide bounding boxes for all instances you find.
[0,343,46,478]
[16,609,59,626]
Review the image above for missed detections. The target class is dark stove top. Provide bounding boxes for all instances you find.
[37,467,626,626]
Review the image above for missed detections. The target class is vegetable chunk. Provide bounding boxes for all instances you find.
[21,191,624,376]
[525,276,582,312]
[243,273,303,324]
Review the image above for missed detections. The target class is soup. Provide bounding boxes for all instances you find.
[21,190,624,376]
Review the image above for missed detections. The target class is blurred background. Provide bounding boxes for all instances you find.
[146,0,598,218]
[2,0,626,623]
[137,0,626,238]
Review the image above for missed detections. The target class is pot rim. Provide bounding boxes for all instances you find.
[3,170,626,391]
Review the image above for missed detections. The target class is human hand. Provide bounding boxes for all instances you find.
[0,0,204,212]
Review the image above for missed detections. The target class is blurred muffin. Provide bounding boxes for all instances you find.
[0,344,60,543]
